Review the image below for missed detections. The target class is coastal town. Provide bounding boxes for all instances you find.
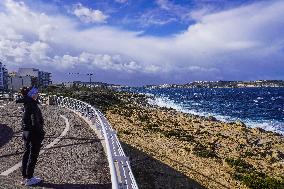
[145,80,284,89]
[1,62,284,94]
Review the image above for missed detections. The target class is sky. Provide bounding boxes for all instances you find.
[0,0,284,86]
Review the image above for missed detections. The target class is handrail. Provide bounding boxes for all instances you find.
[45,95,139,189]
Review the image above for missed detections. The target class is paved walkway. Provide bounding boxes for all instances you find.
[0,102,111,188]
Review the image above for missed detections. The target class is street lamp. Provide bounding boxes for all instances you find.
[87,73,93,85]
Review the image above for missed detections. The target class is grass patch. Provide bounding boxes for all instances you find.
[147,123,162,132]
[242,150,255,157]
[192,142,218,158]
[225,158,284,189]
[163,129,195,142]
[138,114,150,123]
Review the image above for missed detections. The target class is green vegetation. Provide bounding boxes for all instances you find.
[225,158,284,189]
[192,142,218,158]
[163,129,195,142]
[242,150,255,157]
[138,114,150,123]
[43,85,126,112]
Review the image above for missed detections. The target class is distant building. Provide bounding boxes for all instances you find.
[0,62,8,91]
[7,68,52,92]
[18,68,39,78]
[39,71,52,87]
[18,68,52,88]
[8,76,32,92]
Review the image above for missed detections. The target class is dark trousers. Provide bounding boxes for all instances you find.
[22,131,44,179]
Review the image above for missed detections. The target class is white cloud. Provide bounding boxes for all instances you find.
[156,0,172,11]
[138,9,178,26]
[0,0,284,85]
[73,3,108,24]
[155,0,192,22]
[115,0,128,3]
[29,41,50,63]
[189,7,213,21]
[38,24,57,42]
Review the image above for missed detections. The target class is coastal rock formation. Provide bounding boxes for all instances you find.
[103,92,284,189]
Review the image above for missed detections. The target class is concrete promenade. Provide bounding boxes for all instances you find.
[0,101,111,188]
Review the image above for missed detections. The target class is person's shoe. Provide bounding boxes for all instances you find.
[25,177,42,186]
[20,179,27,185]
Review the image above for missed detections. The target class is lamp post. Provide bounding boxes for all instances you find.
[87,73,93,86]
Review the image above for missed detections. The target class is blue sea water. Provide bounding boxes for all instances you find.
[124,87,284,135]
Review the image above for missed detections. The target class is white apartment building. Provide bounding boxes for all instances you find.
[18,68,52,87]
[7,76,32,92]
[7,68,52,92]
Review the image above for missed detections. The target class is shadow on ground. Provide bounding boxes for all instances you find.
[0,136,101,159]
[38,183,112,189]
[121,142,207,189]
[0,124,13,148]
[1,132,209,189]
[0,176,111,189]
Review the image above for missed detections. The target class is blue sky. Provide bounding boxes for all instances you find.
[0,0,284,86]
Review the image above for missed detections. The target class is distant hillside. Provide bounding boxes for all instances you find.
[145,80,284,89]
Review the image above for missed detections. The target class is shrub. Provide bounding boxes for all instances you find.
[138,114,150,123]
[163,129,194,142]
[192,142,218,158]
[225,158,284,189]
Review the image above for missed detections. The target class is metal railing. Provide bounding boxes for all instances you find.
[47,95,139,189]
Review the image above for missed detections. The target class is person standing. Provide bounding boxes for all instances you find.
[16,87,45,186]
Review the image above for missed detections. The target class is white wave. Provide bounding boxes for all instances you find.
[190,102,201,106]
[147,96,185,112]
[244,120,284,135]
[148,96,226,118]
[140,92,154,97]
[148,96,284,135]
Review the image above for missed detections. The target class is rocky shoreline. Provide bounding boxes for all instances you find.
[104,91,284,189]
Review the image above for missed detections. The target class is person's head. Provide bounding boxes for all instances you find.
[27,87,39,100]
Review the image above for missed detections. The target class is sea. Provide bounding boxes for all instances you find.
[123,87,284,135]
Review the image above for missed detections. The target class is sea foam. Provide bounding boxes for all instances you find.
[148,96,284,135]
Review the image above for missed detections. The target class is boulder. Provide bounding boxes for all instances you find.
[235,120,246,127]
[207,116,218,122]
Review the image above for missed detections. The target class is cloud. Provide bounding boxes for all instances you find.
[0,0,284,85]
[122,0,192,28]
[115,0,128,3]
[155,0,192,22]
[54,52,145,73]
[73,3,108,24]
[138,9,178,27]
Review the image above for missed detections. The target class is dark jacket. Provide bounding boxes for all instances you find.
[16,96,44,133]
